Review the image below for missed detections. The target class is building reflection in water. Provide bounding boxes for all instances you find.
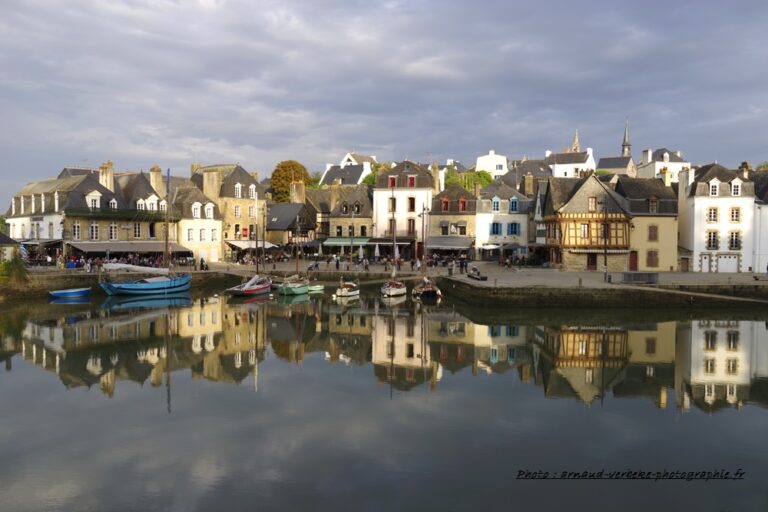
[5,296,768,412]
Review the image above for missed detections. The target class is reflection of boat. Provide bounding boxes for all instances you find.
[49,287,91,299]
[277,293,309,306]
[335,295,360,307]
[226,275,272,296]
[50,296,91,305]
[278,274,309,295]
[227,294,272,305]
[100,292,193,311]
[100,274,192,296]
[412,277,442,300]
[380,294,407,307]
[335,276,359,297]
[308,284,325,293]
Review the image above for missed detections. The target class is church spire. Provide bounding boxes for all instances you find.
[571,128,581,152]
[622,119,631,157]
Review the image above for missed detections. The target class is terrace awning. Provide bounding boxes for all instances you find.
[226,240,278,250]
[367,237,413,246]
[427,236,473,250]
[68,241,193,254]
[323,237,370,246]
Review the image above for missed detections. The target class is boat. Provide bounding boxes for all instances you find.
[226,275,272,296]
[278,274,309,295]
[335,276,359,297]
[381,188,407,297]
[412,276,442,301]
[100,292,193,311]
[380,294,407,307]
[49,287,91,299]
[308,284,325,293]
[100,274,192,296]
[335,295,360,307]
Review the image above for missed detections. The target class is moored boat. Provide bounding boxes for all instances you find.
[335,276,359,297]
[278,274,309,295]
[381,279,407,297]
[308,284,325,293]
[99,274,192,296]
[227,275,272,296]
[49,287,91,299]
[412,276,442,300]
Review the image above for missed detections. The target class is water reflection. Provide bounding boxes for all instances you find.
[5,294,768,413]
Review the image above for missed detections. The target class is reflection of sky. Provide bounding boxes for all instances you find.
[2,346,767,511]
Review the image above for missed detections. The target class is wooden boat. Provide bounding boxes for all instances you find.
[49,287,91,299]
[227,275,272,296]
[100,274,192,296]
[335,276,359,297]
[380,294,407,307]
[467,266,488,281]
[381,279,407,297]
[278,274,309,295]
[308,284,325,293]
[412,276,442,300]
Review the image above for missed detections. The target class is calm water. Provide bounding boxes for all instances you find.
[1,288,767,511]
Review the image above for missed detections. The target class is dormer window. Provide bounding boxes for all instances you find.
[458,198,467,212]
[509,197,518,213]
[40,194,45,213]
[441,199,449,212]
[389,176,396,188]
[407,176,416,188]
[205,203,214,219]
[249,184,256,199]
[234,183,242,198]
[709,182,719,196]
[159,201,167,212]
[491,197,500,212]
[192,203,201,219]
[354,203,360,214]
[109,199,118,209]
[31,195,36,213]
[649,198,658,214]
[731,182,741,196]
[54,192,59,212]
[342,204,348,214]
[137,199,145,210]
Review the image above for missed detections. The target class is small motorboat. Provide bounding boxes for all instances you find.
[412,276,442,300]
[308,284,325,293]
[278,274,310,295]
[227,275,272,296]
[335,276,359,297]
[49,287,91,299]
[381,280,407,297]
[100,274,192,296]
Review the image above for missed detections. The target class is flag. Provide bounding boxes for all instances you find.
[19,244,28,260]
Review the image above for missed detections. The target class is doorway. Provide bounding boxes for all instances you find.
[587,253,597,270]
[629,251,638,271]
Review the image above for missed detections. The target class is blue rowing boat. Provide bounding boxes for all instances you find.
[49,287,91,299]
[99,274,192,296]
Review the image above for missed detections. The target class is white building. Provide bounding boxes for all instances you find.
[372,161,438,258]
[319,152,376,186]
[678,165,754,272]
[636,148,690,183]
[545,148,596,178]
[475,181,532,261]
[475,150,509,179]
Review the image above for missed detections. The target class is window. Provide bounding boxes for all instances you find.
[342,204,348,214]
[705,384,715,400]
[729,231,742,250]
[149,223,156,238]
[348,225,354,237]
[388,219,396,234]
[205,204,214,219]
[360,226,367,237]
[726,359,738,374]
[408,197,416,212]
[89,222,99,240]
[731,182,741,196]
[389,176,396,188]
[407,218,415,235]
[336,226,343,236]
[709,183,719,196]
[730,208,741,223]
[488,325,501,337]
[580,223,590,239]
[509,197,518,212]
[109,223,118,241]
[648,224,658,241]
[585,368,594,383]
[187,228,194,242]
[192,204,201,219]
[234,205,241,218]
[507,223,520,235]
[458,224,466,235]
[491,222,502,235]
[707,207,718,223]
[646,338,656,354]
[441,225,449,236]
[90,198,98,209]
[199,229,205,241]
[578,340,587,356]
[704,358,715,374]
[407,176,415,188]
[646,250,659,268]
[727,331,739,351]
[388,197,396,212]
[249,184,256,199]
[159,201,167,211]
[353,203,362,214]
[73,221,81,240]
[588,197,597,212]
[441,199,449,212]
[458,198,467,212]
[496,164,503,171]
[506,325,519,336]
[54,192,59,212]
[706,231,719,250]
[704,331,717,351]
[491,198,500,212]
[648,198,658,214]
[406,343,415,358]
[137,200,145,210]
[211,229,217,242]
[248,206,255,218]
[234,183,242,198]
[109,199,117,209]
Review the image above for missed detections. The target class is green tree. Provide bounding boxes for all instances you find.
[757,161,768,172]
[0,252,29,287]
[445,169,494,193]
[307,171,323,189]
[270,160,311,202]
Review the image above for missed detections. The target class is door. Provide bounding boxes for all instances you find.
[700,254,710,272]
[680,258,689,272]
[717,255,738,273]
[629,251,638,271]
[210,248,219,263]
[587,253,597,270]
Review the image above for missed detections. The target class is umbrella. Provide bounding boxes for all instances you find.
[395,244,400,259]
[318,242,323,257]
[358,245,364,260]
[374,243,380,258]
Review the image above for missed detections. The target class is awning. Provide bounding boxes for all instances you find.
[68,241,193,254]
[300,240,323,247]
[427,236,473,250]
[226,240,278,250]
[323,237,370,247]
[439,220,449,227]
[503,242,522,250]
[567,248,629,254]
[20,239,62,246]
[367,237,413,246]
[457,221,467,227]
[481,244,500,250]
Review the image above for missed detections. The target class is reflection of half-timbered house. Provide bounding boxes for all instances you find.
[544,174,631,271]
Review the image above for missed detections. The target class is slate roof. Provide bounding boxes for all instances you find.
[542,177,585,216]
[689,163,754,197]
[348,153,376,165]
[478,182,532,214]
[545,151,590,165]
[115,173,159,205]
[0,231,18,245]
[556,175,629,215]
[57,167,98,179]
[751,171,768,202]
[169,185,222,219]
[8,174,126,217]
[597,156,633,169]
[432,185,477,214]
[613,177,677,215]
[190,164,261,198]
[321,164,367,186]
[330,185,373,217]
[375,161,434,188]
[306,189,332,214]
[266,203,311,231]
[648,148,686,163]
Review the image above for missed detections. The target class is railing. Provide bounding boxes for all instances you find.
[383,230,417,238]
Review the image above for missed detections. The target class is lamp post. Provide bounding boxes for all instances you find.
[419,205,429,273]
[349,209,355,270]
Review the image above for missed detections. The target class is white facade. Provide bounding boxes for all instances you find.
[678,169,754,272]
[475,150,509,179]
[637,149,690,182]
[372,187,432,242]
[178,217,223,263]
[475,194,529,257]
[546,148,596,178]
[7,212,64,241]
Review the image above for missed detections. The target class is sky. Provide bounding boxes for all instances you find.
[1,0,767,207]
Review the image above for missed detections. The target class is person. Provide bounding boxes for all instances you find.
[200,257,207,271]
[335,256,340,271]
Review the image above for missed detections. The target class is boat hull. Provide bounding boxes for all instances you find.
[308,285,325,293]
[49,287,91,298]
[278,284,309,295]
[99,274,192,296]
[381,283,407,297]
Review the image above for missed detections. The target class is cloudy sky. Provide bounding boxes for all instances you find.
[1,0,767,205]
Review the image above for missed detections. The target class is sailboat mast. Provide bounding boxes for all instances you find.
[163,168,170,269]
[391,187,396,276]
[295,214,300,275]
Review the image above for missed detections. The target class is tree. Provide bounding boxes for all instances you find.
[445,169,493,193]
[307,171,323,189]
[270,160,311,202]
[757,161,768,172]
[362,171,378,187]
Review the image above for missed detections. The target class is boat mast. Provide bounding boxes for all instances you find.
[295,214,300,275]
[391,186,396,279]
[163,168,170,270]
[255,192,259,274]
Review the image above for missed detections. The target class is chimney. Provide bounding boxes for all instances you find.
[489,149,496,155]
[524,173,535,198]
[149,165,164,198]
[190,162,201,176]
[290,181,306,204]
[642,149,652,164]
[330,178,341,211]
[430,161,440,193]
[250,171,259,183]
[661,168,672,187]
[675,150,682,159]
[545,150,552,158]
[98,160,115,192]
[473,182,481,198]
[203,168,221,201]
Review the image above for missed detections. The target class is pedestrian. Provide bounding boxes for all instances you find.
[335,256,340,271]
[410,259,415,271]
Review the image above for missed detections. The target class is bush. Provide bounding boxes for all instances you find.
[0,254,29,286]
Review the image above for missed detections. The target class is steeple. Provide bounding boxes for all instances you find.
[622,119,631,157]
[571,129,581,152]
